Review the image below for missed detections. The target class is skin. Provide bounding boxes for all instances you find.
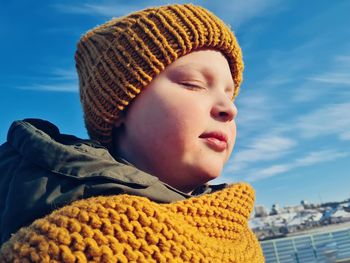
[112,49,238,193]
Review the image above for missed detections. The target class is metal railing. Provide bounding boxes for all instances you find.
[261,227,350,262]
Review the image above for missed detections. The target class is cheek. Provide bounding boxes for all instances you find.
[126,85,207,157]
[158,107,197,144]
[134,102,192,150]
[154,94,203,133]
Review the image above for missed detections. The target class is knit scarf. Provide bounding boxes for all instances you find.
[0,183,264,262]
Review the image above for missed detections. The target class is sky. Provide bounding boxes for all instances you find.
[1,0,350,210]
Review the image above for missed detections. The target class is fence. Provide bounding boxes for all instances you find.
[261,227,350,262]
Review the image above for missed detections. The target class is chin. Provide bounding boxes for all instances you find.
[172,166,222,193]
[196,165,222,182]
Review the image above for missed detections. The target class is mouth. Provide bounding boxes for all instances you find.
[199,131,228,152]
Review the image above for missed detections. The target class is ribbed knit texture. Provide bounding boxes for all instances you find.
[0,183,263,263]
[76,4,244,147]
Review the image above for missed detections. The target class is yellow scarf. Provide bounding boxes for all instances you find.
[0,183,264,262]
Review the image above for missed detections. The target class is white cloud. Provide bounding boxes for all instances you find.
[248,40,321,104]
[53,0,285,28]
[336,55,350,63]
[296,103,350,140]
[227,135,296,172]
[307,73,350,85]
[243,149,348,182]
[294,54,350,102]
[292,82,327,103]
[294,149,348,167]
[224,101,350,181]
[340,131,350,140]
[205,0,285,27]
[236,93,274,128]
[53,3,140,17]
[17,83,78,92]
[50,68,77,80]
[246,164,291,181]
[15,68,78,92]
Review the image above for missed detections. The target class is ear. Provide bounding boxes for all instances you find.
[111,115,126,154]
[113,116,125,128]
[113,109,128,128]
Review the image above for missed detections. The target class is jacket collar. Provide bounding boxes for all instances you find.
[7,119,227,198]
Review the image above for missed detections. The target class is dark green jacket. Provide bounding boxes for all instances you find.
[0,119,226,246]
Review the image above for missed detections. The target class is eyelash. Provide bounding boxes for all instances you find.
[180,82,234,100]
[180,82,204,90]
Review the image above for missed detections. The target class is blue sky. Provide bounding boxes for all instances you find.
[1,0,350,209]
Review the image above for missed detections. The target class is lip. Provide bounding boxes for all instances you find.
[199,131,228,152]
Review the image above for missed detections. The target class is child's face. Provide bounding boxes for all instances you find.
[114,50,237,193]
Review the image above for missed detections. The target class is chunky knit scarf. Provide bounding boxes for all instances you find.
[0,183,264,262]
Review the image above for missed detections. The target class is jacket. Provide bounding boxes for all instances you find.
[0,119,227,246]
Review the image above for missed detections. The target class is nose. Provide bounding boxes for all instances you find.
[211,95,237,122]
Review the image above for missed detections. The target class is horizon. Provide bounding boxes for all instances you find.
[1,0,350,209]
[256,195,350,211]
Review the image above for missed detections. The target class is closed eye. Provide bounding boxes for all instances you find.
[180,82,204,90]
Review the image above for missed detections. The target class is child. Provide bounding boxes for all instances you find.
[0,4,264,262]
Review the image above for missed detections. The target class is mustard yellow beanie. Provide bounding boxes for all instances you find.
[76,4,244,147]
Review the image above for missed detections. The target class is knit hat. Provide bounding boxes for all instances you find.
[76,4,243,147]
